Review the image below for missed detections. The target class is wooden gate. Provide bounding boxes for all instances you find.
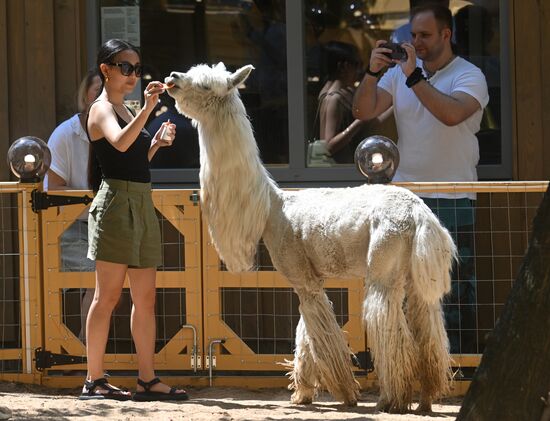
[39,189,203,387]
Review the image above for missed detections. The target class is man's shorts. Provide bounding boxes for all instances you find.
[87,178,162,268]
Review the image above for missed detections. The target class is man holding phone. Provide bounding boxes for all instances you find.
[353,3,488,184]
[353,3,489,354]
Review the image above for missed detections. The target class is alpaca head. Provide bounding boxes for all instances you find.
[165,62,254,121]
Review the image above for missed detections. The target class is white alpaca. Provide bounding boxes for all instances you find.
[166,63,456,412]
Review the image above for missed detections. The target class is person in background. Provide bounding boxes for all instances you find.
[317,41,369,163]
[353,3,489,353]
[147,94,199,168]
[80,38,187,401]
[45,69,102,191]
[44,69,101,342]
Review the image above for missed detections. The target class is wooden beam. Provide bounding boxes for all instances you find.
[25,0,56,141]
[541,1,550,180]
[7,0,27,143]
[513,0,544,180]
[54,0,84,123]
[0,0,9,180]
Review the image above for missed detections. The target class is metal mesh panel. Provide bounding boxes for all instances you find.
[0,359,22,373]
[220,287,348,354]
[61,288,186,353]
[468,191,541,353]
[420,190,543,354]
[0,192,21,352]
[157,208,186,272]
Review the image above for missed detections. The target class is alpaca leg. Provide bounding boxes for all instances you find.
[294,287,360,406]
[288,316,318,404]
[406,289,451,412]
[364,281,417,413]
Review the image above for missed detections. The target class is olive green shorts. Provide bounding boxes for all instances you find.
[87,179,162,268]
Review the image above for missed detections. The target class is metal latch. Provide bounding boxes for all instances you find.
[353,348,375,372]
[189,190,200,205]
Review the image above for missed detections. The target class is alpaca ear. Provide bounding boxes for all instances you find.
[214,62,226,71]
[228,65,254,90]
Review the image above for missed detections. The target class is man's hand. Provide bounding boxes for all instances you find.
[369,40,394,73]
[399,43,417,77]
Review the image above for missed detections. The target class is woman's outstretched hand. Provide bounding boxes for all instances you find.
[143,81,166,113]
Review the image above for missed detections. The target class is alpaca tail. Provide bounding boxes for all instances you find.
[408,203,457,400]
[411,204,457,304]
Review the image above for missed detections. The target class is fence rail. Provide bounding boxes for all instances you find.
[0,181,547,392]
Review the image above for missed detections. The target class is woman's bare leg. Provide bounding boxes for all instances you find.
[84,260,130,396]
[128,267,186,395]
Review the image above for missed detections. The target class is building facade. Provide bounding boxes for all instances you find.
[0,0,548,186]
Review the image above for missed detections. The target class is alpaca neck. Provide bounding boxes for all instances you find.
[198,100,278,272]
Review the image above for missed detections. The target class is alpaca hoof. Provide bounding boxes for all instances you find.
[375,399,391,412]
[343,398,358,407]
[416,401,432,413]
[375,399,408,414]
[389,405,408,414]
[290,390,314,405]
[343,388,360,407]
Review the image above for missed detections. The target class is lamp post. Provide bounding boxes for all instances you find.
[354,135,400,184]
[7,136,92,213]
[7,136,51,183]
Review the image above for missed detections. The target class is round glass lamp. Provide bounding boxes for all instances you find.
[7,136,51,183]
[354,135,400,184]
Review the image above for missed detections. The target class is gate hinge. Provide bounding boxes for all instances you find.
[353,348,375,372]
[189,190,200,206]
[31,189,93,213]
[34,347,87,371]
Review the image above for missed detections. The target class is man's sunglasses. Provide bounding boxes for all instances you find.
[107,61,143,77]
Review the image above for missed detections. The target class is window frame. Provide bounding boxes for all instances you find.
[88,0,512,187]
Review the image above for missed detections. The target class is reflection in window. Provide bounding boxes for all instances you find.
[453,2,501,165]
[305,0,502,168]
[100,0,289,167]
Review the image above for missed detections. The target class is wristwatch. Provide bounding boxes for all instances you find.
[365,66,381,78]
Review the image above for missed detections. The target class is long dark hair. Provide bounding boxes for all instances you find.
[88,39,141,191]
[322,41,360,82]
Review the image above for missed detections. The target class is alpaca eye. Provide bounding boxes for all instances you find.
[199,84,211,91]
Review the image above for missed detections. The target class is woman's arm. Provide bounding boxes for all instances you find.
[87,82,165,152]
[323,95,366,155]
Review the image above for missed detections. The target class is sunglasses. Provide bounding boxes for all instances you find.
[107,61,143,77]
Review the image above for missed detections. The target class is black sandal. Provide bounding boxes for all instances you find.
[133,377,189,402]
[78,377,132,401]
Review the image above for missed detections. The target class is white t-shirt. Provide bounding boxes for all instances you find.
[378,57,489,199]
[44,114,90,190]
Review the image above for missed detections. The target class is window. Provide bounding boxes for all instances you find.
[92,0,511,186]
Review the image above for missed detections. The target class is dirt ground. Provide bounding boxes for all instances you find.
[0,381,462,421]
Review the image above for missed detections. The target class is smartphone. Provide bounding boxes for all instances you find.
[380,42,408,61]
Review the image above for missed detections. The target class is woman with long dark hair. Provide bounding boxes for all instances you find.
[79,39,187,401]
[317,41,369,163]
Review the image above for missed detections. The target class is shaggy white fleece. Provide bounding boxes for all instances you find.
[166,63,456,412]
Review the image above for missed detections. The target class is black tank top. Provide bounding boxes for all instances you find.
[87,103,151,183]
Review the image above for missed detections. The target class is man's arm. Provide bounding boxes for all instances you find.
[400,43,482,126]
[353,40,394,121]
[410,81,481,126]
[46,170,68,190]
[353,75,393,121]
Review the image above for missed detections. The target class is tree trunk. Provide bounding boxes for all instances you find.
[457,184,550,420]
